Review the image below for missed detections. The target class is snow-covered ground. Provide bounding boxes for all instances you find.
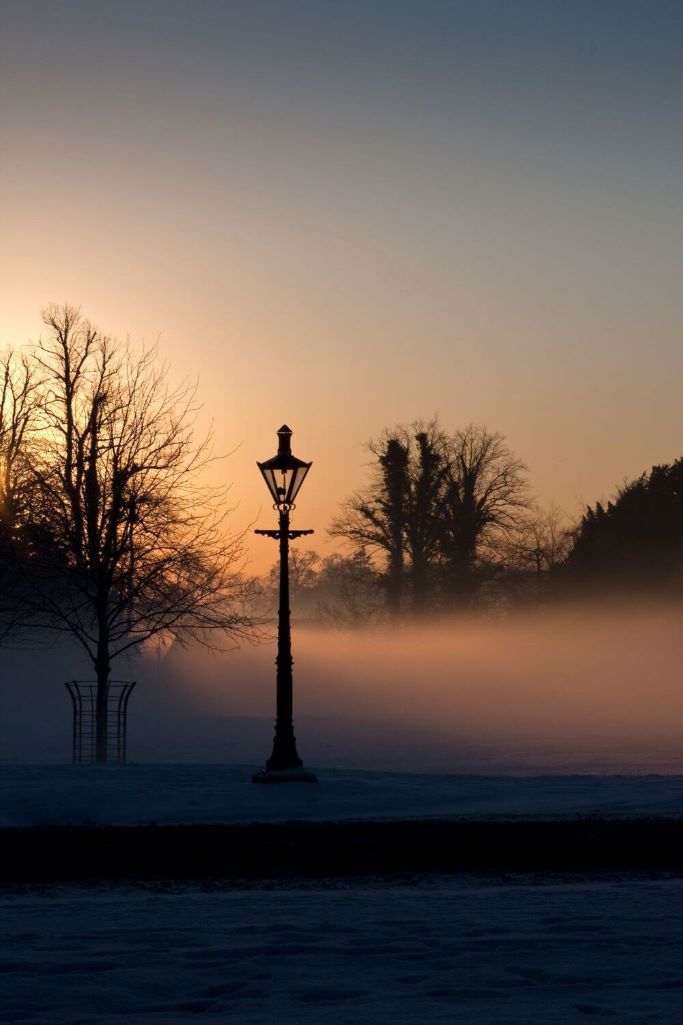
[1,878,682,1024]
[3,764,683,827]
[5,765,683,1022]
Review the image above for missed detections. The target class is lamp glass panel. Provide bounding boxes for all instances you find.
[286,463,310,504]
[259,466,281,505]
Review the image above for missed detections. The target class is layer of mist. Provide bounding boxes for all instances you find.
[2,603,682,773]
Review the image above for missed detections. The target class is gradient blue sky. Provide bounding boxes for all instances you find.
[1,0,682,567]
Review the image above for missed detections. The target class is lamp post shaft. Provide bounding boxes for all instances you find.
[266,508,303,771]
[253,424,316,783]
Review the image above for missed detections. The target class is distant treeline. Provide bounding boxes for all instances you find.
[251,419,683,623]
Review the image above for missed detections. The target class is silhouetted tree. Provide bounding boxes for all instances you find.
[331,421,451,616]
[332,420,528,615]
[404,424,448,612]
[502,502,573,604]
[330,431,410,618]
[266,549,321,603]
[0,350,42,641]
[252,549,382,626]
[25,305,250,761]
[436,425,529,606]
[566,459,683,592]
[315,551,383,627]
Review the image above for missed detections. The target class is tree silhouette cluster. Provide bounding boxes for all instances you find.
[0,306,250,760]
[330,420,531,617]
[325,420,683,618]
[254,548,383,627]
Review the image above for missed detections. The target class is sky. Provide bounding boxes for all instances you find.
[1,0,682,572]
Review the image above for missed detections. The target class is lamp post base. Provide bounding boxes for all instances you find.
[252,766,318,784]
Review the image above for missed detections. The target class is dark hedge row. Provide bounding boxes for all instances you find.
[3,818,683,882]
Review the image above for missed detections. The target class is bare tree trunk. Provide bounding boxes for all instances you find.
[386,545,404,619]
[449,547,477,608]
[411,555,427,614]
[95,635,110,764]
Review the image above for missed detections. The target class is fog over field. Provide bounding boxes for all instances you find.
[2,603,682,773]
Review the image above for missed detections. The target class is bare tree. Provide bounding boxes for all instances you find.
[0,349,42,641]
[316,551,384,627]
[330,432,410,618]
[437,424,529,605]
[26,306,251,761]
[513,503,573,575]
[500,502,573,605]
[330,420,446,616]
[404,423,447,613]
[331,420,528,615]
[266,549,321,603]
[0,350,40,535]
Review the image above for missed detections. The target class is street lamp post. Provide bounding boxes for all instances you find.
[252,425,318,783]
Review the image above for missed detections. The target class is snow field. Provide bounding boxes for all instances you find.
[1,879,682,1024]
[4,764,683,827]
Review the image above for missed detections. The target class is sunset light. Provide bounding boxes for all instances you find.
[2,2,683,1022]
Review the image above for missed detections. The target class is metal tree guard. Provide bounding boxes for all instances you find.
[253,425,317,783]
[64,680,137,764]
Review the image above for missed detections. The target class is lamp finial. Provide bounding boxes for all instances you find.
[277,425,292,454]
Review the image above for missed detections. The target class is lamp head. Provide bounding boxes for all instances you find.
[257,424,312,509]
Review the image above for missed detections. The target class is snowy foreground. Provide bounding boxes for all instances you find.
[4,768,683,1023]
[1,878,683,1024]
[4,764,683,827]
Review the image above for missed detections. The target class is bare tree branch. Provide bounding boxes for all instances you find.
[20,305,252,760]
